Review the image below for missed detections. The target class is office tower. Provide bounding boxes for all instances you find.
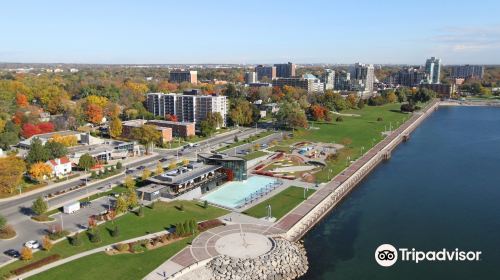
[350,63,375,93]
[389,68,428,87]
[425,57,441,84]
[323,69,335,90]
[274,62,296,78]
[334,71,351,91]
[245,71,257,84]
[169,70,198,84]
[450,65,484,79]
[255,65,276,81]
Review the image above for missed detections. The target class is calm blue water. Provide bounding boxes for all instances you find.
[202,176,277,208]
[301,106,500,279]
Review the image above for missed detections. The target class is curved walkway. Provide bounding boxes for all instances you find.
[144,223,285,280]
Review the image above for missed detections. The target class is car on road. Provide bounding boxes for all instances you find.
[81,201,92,208]
[136,166,146,170]
[3,249,20,258]
[261,143,268,148]
[125,169,134,174]
[24,240,40,249]
[77,224,88,230]
[159,157,169,162]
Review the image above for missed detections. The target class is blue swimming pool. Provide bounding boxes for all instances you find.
[202,176,280,208]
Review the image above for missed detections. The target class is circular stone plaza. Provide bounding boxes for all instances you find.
[144,223,308,280]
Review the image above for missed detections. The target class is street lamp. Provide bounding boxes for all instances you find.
[60,212,64,230]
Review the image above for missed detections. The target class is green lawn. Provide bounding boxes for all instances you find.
[28,236,194,280]
[242,150,268,160]
[277,103,411,182]
[0,201,228,278]
[243,186,315,219]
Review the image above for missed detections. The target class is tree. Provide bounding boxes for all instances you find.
[124,175,135,190]
[26,138,49,164]
[86,104,104,124]
[229,99,254,126]
[141,168,152,180]
[357,98,365,109]
[32,196,48,216]
[343,93,355,108]
[133,125,161,154]
[200,120,216,137]
[156,163,163,175]
[0,131,19,150]
[116,161,122,170]
[0,214,6,229]
[109,117,123,138]
[20,247,33,261]
[182,158,189,166]
[168,161,177,170]
[309,104,328,121]
[50,134,78,147]
[386,92,397,103]
[42,235,53,251]
[45,141,68,159]
[29,162,53,181]
[115,196,128,214]
[127,190,139,209]
[78,153,95,170]
[16,93,28,107]
[0,156,26,194]
[165,114,178,122]
[276,101,308,129]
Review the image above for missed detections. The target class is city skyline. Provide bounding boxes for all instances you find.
[1,0,500,64]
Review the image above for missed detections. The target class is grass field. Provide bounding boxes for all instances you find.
[243,186,315,219]
[242,150,268,160]
[278,103,411,182]
[28,236,194,280]
[0,201,227,278]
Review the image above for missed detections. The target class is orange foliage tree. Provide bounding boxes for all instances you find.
[310,104,328,121]
[16,93,28,107]
[29,162,53,181]
[86,104,104,124]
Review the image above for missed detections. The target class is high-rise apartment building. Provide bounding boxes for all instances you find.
[146,91,228,127]
[169,70,198,84]
[272,74,324,93]
[389,68,428,87]
[334,71,351,91]
[255,65,276,81]
[350,63,375,93]
[323,69,335,90]
[274,62,296,78]
[245,71,257,84]
[425,57,441,84]
[450,65,484,79]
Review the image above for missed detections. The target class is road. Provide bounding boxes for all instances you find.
[0,127,273,263]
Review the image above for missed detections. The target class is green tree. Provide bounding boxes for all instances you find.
[116,161,122,170]
[109,117,123,138]
[229,99,254,126]
[0,131,19,150]
[44,141,68,159]
[78,153,95,170]
[276,101,308,129]
[200,120,216,137]
[133,124,161,154]
[26,138,49,164]
[32,196,48,216]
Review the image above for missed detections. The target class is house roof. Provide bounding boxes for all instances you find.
[47,156,71,166]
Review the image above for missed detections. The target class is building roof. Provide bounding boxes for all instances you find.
[148,163,220,185]
[198,153,245,162]
[136,184,168,194]
[47,156,71,166]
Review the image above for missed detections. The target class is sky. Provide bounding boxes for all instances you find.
[1,0,500,65]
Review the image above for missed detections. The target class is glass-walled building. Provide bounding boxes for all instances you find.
[198,153,247,181]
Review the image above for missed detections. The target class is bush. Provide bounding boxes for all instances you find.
[376,117,383,121]
[69,233,82,246]
[20,247,32,261]
[137,206,144,217]
[11,254,61,275]
[0,224,16,239]
[116,161,122,169]
[130,242,144,253]
[48,230,69,241]
[400,103,416,112]
[203,200,208,209]
[198,219,224,232]
[335,116,343,122]
[89,230,101,243]
[178,204,184,211]
[91,171,97,178]
[115,243,129,252]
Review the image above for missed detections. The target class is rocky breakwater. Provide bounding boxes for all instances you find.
[207,238,308,280]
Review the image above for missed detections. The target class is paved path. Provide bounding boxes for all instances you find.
[144,223,285,280]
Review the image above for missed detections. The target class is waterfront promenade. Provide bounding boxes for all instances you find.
[146,100,440,279]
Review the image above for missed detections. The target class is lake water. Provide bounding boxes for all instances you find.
[301,106,500,279]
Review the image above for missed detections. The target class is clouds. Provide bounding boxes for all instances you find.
[431,26,500,53]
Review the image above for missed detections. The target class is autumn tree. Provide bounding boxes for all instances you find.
[229,99,254,126]
[115,196,128,214]
[386,92,397,103]
[132,124,161,154]
[127,190,139,209]
[86,104,104,124]
[42,235,53,251]
[29,162,53,181]
[0,156,26,194]
[309,104,328,121]
[50,134,78,147]
[109,117,123,138]
[156,163,164,175]
[165,114,178,122]
[141,168,152,180]
[346,94,358,108]
[20,247,33,261]
[78,153,95,170]
[16,93,28,107]
[124,175,136,190]
[276,101,308,129]
[168,161,177,170]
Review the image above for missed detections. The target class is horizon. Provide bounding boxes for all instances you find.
[2,0,500,65]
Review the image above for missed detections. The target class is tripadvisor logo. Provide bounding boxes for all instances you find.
[375,244,482,267]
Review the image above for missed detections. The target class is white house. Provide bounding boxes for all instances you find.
[46,156,72,177]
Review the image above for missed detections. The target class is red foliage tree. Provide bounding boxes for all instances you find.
[310,104,328,121]
[37,122,54,134]
[21,123,41,138]
[12,111,24,125]
[16,93,28,107]
[86,104,104,124]
[165,114,178,122]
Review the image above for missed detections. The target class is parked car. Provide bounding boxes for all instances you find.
[3,249,20,258]
[24,240,40,249]
[81,201,92,208]
[125,169,134,174]
[136,166,146,170]
[109,192,120,198]
[77,224,88,230]
[159,157,169,162]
